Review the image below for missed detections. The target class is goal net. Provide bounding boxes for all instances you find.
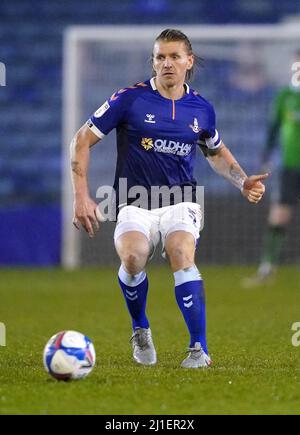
[62,24,300,268]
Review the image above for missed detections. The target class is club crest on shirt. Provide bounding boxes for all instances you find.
[189,118,201,133]
[141,138,154,150]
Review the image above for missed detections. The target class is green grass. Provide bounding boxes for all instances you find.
[0,266,300,415]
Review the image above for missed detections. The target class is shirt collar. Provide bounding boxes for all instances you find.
[150,77,190,94]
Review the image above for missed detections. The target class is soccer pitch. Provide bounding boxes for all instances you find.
[0,266,299,415]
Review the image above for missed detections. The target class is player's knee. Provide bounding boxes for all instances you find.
[167,245,194,270]
[165,232,195,265]
[122,252,147,275]
[115,231,150,274]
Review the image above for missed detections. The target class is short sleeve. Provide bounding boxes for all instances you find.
[198,103,221,151]
[86,91,127,138]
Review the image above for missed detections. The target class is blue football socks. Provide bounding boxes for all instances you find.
[118,264,149,330]
[174,265,208,354]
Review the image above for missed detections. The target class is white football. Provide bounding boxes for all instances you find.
[43,330,96,381]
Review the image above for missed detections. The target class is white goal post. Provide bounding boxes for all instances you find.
[62,24,300,269]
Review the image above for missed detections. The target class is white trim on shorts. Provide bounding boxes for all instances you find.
[114,221,150,243]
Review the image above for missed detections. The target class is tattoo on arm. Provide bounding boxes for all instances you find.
[206,149,247,191]
[229,162,247,190]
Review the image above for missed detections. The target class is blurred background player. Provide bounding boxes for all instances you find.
[244,50,300,287]
[71,29,268,368]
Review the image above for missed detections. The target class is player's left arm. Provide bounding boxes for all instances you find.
[205,141,269,203]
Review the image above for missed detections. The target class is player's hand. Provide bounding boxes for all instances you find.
[242,173,269,204]
[73,195,100,237]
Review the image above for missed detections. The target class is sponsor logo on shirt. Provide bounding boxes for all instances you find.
[94,101,110,118]
[141,138,192,156]
[141,138,154,150]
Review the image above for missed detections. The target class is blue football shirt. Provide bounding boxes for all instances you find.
[87,77,221,209]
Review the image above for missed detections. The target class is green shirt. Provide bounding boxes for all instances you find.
[273,86,300,169]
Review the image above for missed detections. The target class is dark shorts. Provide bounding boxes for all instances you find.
[278,167,300,205]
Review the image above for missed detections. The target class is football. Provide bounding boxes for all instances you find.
[43,330,96,381]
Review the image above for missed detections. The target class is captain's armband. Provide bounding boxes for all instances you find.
[198,141,222,157]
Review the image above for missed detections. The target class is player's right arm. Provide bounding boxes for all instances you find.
[70,124,101,237]
[70,89,128,236]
